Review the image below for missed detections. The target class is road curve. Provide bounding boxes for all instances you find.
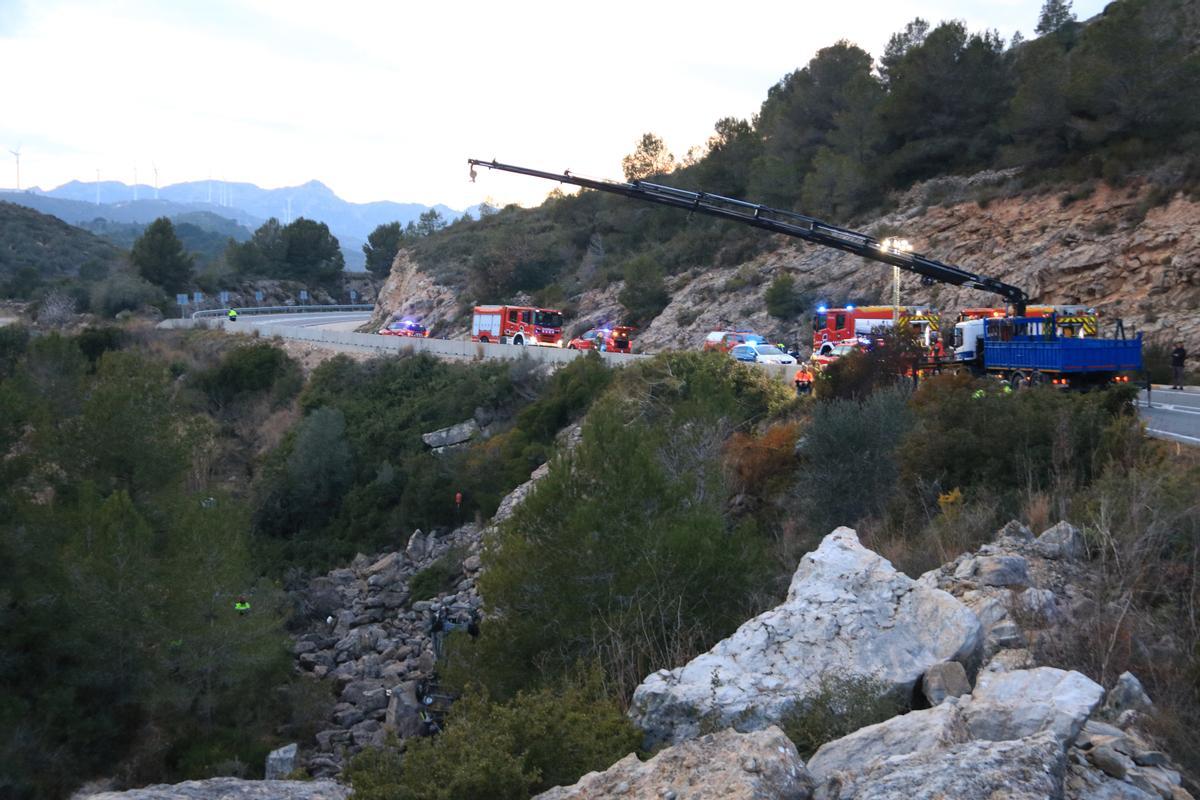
[1139,388,1200,445]
[239,312,372,331]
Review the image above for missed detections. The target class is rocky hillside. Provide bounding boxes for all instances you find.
[84,518,1196,799]
[370,175,1200,354]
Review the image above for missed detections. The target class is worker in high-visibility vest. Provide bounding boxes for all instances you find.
[794,366,814,396]
[234,596,250,615]
[227,308,238,322]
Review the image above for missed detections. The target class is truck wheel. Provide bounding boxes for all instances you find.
[479,336,490,344]
[513,335,524,346]
[567,344,576,350]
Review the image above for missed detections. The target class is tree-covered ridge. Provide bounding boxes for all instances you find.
[0,201,127,295]
[407,0,1200,318]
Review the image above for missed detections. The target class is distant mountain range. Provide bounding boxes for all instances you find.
[1,179,469,271]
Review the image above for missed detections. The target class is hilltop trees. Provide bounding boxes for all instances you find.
[228,217,344,287]
[131,217,193,293]
[622,133,676,181]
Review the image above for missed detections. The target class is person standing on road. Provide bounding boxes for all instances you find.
[227,308,238,322]
[1171,341,1187,390]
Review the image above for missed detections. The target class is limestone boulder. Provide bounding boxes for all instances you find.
[807,701,969,783]
[421,419,479,449]
[816,731,1066,800]
[921,661,971,706]
[533,726,812,800]
[1035,520,1085,560]
[963,667,1104,745]
[264,743,298,780]
[630,528,982,747]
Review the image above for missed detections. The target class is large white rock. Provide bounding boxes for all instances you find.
[629,528,983,746]
[807,701,969,783]
[533,726,812,800]
[963,666,1105,745]
[819,731,1066,800]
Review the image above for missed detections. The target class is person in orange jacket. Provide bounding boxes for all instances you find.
[794,366,813,396]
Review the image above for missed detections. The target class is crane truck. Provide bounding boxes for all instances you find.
[467,158,1142,389]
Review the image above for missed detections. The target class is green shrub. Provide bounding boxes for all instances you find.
[780,674,907,758]
[618,255,670,326]
[193,342,301,409]
[347,670,641,800]
[89,272,163,317]
[764,273,805,320]
[76,326,126,366]
[453,353,783,703]
[796,387,913,533]
[0,324,29,379]
[409,551,463,602]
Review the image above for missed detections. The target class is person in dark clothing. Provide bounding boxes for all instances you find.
[1172,342,1187,390]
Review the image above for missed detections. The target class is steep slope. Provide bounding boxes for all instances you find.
[0,200,127,284]
[372,176,1200,354]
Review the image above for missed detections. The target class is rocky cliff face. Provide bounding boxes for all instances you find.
[371,176,1200,354]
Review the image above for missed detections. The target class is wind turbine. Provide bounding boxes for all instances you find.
[152,162,159,200]
[8,146,20,191]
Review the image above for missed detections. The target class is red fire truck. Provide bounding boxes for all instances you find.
[471,305,565,347]
[812,305,942,355]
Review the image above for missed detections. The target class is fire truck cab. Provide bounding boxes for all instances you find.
[813,305,940,355]
[472,305,564,347]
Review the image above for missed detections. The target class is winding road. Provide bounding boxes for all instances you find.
[1139,388,1200,445]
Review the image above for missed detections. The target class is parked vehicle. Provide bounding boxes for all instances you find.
[467,158,1142,388]
[811,342,860,370]
[568,325,634,353]
[704,330,768,352]
[812,305,941,356]
[471,304,564,347]
[730,343,797,365]
[379,319,429,337]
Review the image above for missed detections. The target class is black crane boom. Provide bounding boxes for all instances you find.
[467,158,1028,315]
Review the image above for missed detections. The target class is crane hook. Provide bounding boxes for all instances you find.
[469,164,477,183]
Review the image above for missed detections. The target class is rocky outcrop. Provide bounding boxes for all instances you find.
[533,726,813,800]
[365,250,461,335]
[633,180,1200,355]
[421,419,479,450]
[77,778,350,800]
[629,527,982,747]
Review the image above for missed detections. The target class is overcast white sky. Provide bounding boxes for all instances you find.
[0,0,1107,210]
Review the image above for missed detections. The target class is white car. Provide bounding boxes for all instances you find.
[730,343,797,365]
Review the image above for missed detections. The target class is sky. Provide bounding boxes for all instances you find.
[0,0,1109,210]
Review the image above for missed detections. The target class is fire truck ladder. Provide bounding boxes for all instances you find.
[467,159,1029,316]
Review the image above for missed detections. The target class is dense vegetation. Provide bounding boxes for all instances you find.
[350,350,1199,796]
[0,329,310,799]
[404,0,1200,328]
[2,321,1197,797]
[0,202,127,298]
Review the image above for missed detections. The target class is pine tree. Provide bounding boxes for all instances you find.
[131,217,193,293]
[1036,0,1075,35]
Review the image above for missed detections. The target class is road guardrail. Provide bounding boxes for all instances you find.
[192,304,373,319]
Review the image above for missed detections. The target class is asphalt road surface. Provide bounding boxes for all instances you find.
[1140,387,1200,445]
[239,312,372,331]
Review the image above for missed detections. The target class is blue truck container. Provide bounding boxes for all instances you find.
[981,316,1142,384]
